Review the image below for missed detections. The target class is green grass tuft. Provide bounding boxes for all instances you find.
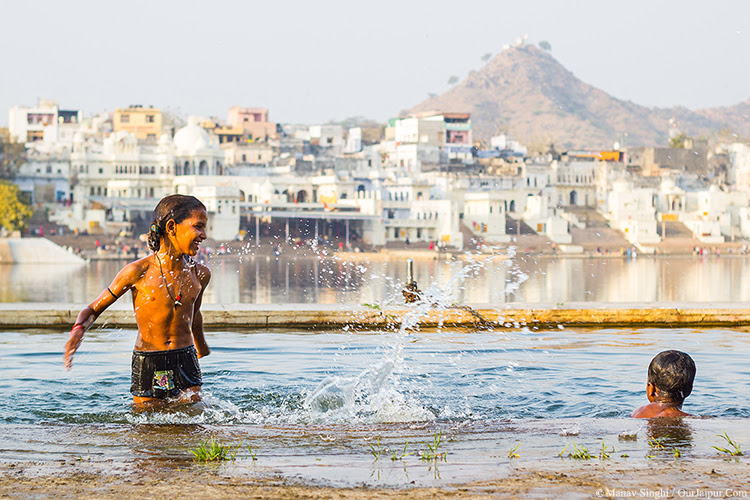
[190,438,240,463]
[713,430,743,456]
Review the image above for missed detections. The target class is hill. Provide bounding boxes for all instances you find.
[407,44,750,149]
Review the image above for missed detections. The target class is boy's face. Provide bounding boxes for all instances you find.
[170,208,207,256]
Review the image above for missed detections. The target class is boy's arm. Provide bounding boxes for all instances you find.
[63,261,143,369]
[191,265,211,358]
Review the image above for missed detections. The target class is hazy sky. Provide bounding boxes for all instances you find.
[2,0,749,126]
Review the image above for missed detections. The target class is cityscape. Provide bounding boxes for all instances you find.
[2,3,750,495]
[2,74,750,257]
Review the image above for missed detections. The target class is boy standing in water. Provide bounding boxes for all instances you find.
[632,350,695,418]
[64,194,211,407]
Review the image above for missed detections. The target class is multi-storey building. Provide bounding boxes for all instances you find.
[113,105,163,142]
[228,107,279,142]
[9,100,82,143]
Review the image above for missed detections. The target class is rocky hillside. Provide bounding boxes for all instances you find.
[407,44,750,149]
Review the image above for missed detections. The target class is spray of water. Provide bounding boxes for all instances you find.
[303,247,525,424]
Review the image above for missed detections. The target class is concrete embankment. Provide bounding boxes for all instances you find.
[1,303,750,330]
[0,238,85,264]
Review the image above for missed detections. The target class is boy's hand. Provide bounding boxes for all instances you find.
[63,325,85,370]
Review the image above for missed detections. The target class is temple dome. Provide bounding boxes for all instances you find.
[173,117,211,153]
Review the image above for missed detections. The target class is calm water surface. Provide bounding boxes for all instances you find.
[1,253,750,304]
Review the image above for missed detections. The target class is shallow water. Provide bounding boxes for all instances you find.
[1,326,748,485]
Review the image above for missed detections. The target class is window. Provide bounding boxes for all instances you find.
[99,168,103,174]
[146,115,154,123]
[121,114,130,123]
[242,154,246,162]
[46,165,52,173]
[147,134,156,141]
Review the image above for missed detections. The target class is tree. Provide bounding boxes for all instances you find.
[0,136,26,179]
[669,133,688,149]
[539,40,552,51]
[447,75,459,85]
[0,181,33,233]
[481,52,492,62]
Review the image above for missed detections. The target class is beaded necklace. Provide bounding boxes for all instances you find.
[156,253,186,308]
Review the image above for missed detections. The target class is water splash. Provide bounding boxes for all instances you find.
[304,247,522,423]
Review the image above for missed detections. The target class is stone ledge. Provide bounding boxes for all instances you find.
[1,303,749,329]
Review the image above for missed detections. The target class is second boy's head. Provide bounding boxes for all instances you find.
[647,350,696,404]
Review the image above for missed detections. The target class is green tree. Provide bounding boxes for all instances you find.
[481,52,492,62]
[0,181,33,233]
[539,40,552,51]
[669,133,688,149]
[447,75,459,85]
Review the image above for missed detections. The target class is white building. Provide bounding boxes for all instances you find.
[463,192,510,243]
[551,160,596,207]
[522,195,572,243]
[9,100,81,144]
[606,177,660,245]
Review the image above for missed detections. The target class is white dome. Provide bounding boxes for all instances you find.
[660,177,676,191]
[173,122,210,152]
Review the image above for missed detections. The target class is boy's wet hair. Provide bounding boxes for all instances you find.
[148,194,206,252]
[647,350,696,403]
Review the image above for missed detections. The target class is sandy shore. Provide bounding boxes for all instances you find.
[2,461,749,499]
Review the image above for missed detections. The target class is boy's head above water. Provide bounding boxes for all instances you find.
[632,350,695,418]
[148,194,207,254]
[648,350,696,403]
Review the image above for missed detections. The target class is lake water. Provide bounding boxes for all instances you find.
[1,253,750,304]
[1,250,748,486]
[1,325,748,486]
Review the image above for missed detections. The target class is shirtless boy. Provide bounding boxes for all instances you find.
[632,350,695,418]
[64,194,211,407]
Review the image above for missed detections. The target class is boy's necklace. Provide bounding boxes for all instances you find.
[156,253,186,309]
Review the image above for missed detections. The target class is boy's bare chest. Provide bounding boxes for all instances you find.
[135,267,201,307]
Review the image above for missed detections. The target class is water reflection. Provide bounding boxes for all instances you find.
[645,418,694,450]
[1,255,750,304]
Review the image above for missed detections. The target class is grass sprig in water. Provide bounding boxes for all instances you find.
[713,430,743,456]
[566,442,593,460]
[508,442,520,459]
[598,443,614,460]
[369,437,385,461]
[390,441,413,462]
[190,438,239,463]
[419,431,446,462]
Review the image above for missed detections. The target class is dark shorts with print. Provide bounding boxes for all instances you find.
[131,346,202,398]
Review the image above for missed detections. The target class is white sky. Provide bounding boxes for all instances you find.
[1,0,749,126]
